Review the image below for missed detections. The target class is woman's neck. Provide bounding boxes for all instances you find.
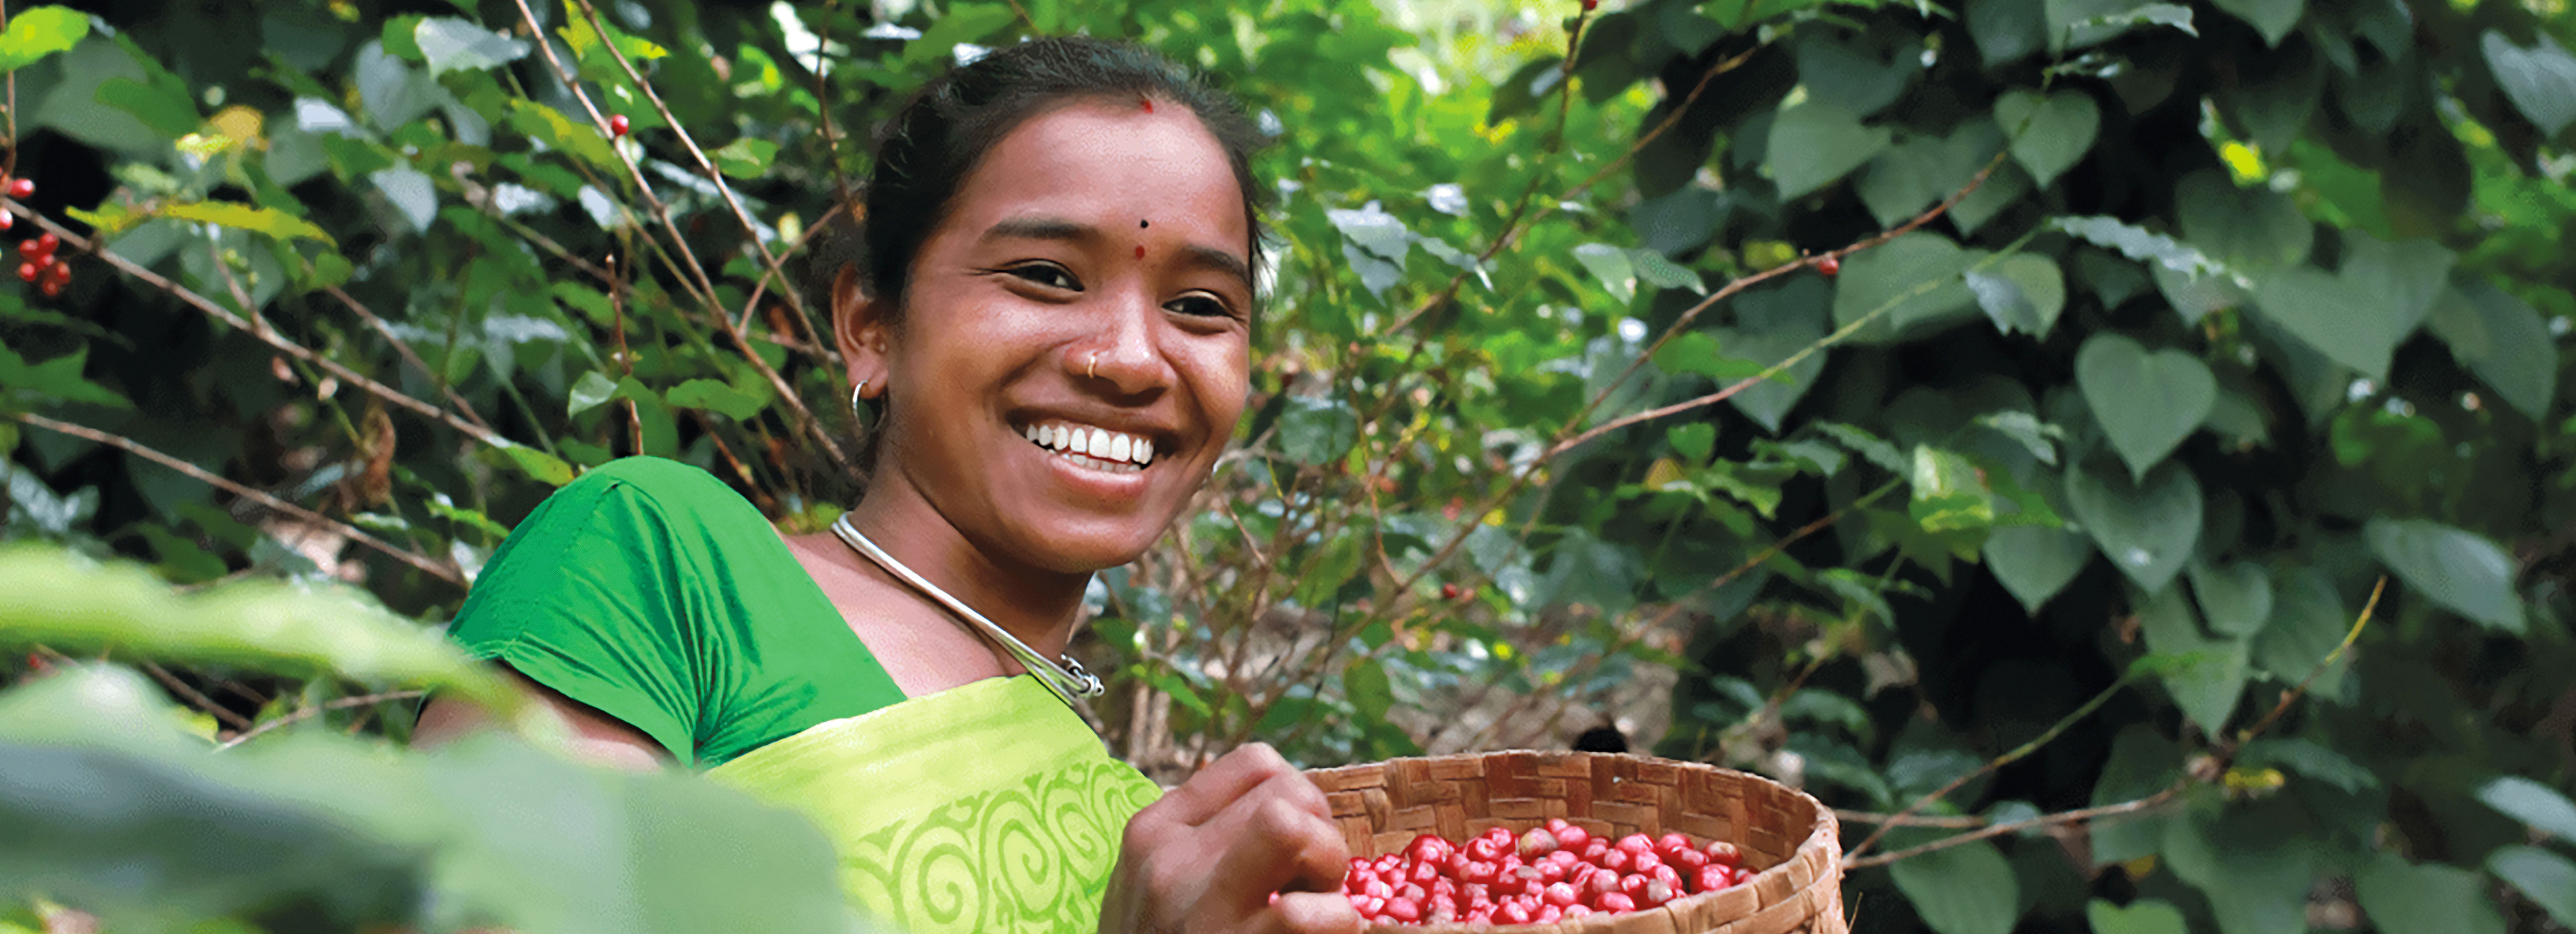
[840,480,1092,661]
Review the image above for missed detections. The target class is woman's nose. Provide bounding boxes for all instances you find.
[1074,291,1175,395]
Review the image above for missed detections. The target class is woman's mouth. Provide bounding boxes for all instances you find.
[1021,421,1156,475]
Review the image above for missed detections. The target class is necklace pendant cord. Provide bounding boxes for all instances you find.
[829,514,1107,708]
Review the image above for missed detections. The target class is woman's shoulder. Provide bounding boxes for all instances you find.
[556,457,769,527]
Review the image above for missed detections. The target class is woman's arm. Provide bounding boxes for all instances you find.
[413,666,672,772]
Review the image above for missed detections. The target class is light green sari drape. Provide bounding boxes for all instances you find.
[708,675,1162,934]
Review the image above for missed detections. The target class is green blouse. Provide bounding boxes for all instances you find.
[445,456,908,768]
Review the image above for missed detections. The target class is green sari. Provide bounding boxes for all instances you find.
[709,675,1164,934]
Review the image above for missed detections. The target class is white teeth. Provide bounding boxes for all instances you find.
[1023,421,1157,468]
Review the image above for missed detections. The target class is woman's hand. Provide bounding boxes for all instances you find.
[1100,743,1363,934]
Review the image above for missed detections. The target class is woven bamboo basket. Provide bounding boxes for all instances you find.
[1307,751,1847,934]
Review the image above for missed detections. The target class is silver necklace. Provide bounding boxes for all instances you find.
[829,513,1105,708]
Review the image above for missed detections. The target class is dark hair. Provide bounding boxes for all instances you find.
[804,37,1272,319]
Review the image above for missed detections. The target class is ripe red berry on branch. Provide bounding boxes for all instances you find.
[0,212,14,232]
[37,233,58,255]
[1440,583,1460,600]
[1817,254,1840,276]
[608,114,631,137]
[7,177,32,199]
[15,263,35,283]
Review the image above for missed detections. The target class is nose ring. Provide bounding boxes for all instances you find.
[1087,350,1100,380]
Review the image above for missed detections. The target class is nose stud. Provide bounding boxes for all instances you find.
[1087,350,1100,380]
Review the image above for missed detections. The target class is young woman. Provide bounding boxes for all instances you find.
[415,39,1360,934]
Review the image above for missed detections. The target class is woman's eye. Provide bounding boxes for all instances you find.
[1165,294,1235,319]
[1007,263,1081,291]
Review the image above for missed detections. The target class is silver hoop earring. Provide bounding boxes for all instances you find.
[851,379,869,419]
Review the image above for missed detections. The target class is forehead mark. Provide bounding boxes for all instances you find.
[1139,97,1154,113]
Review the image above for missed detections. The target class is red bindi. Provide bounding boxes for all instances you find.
[1135,245,1146,259]
[1140,97,1154,113]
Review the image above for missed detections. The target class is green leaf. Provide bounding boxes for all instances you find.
[494,444,576,487]
[1766,101,1891,200]
[0,344,132,409]
[1888,838,2020,934]
[2048,0,2195,51]
[1571,243,1636,304]
[2049,215,2223,278]
[2210,0,2301,47]
[1819,422,1907,474]
[664,379,766,421]
[2474,776,2576,841]
[2186,560,2272,638]
[1910,445,1997,533]
[2175,171,2310,276]
[1796,34,1914,119]
[1994,89,2100,187]
[1967,0,2046,67]
[2162,809,2313,934]
[1830,232,1982,342]
[1486,56,1565,125]
[2340,234,2456,337]
[1652,332,1765,382]
[2236,737,2374,791]
[2136,581,2248,732]
[1276,395,1358,466]
[1968,255,2066,338]
[509,99,620,172]
[2487,846,2576,928]
[0,6,89,73]
[1667,424,1716,463]
[1718,277,1831,433]
[1343,661,1394,722]
[1984,525,2091,614]
[2084,899,2185,934]
[413,17,528,76]
[2075,334,2215,481]
[2365,518,2524,634]
[2482,30,2576,138]
[159,201,334,245]
[1325,203,1410,299]
[2251,566,2353,695]
[567,370,619,417]
[2427,283,2557,420]
[96,76,199,138]
[2088,725,2179,865]
[1626,248,1704,294]
[1859,121,2002,228]
[711,138,778,180]
[2356,854,2505,934]
[2065,458,2201,594]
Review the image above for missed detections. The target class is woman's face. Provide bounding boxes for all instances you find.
[854,98,1253,574]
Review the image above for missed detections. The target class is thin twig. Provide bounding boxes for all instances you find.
[1843,788,2183,870]
[213,690,426,752]
[1,204,506,448]
[2232,577,2384,747]
[325,286,496,435]
[1845,663,2137,860]
[142,661,254,731]
[7,412,464,587]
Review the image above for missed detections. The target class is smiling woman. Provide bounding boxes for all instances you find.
[412,37,1358,934]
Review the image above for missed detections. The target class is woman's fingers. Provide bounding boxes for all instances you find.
[1254,893,1365,934]
[1202,794,1352,914]
[1154,742,1300,827]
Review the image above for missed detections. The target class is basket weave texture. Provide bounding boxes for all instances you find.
[1307,752,1847,934]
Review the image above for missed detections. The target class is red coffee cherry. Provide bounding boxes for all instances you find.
[1817,255,1841,276]
[608,114,631,136]
[15,262,35,282]
[8,177,32,199]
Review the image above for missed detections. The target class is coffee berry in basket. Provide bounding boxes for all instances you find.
[1343,820,1750,925]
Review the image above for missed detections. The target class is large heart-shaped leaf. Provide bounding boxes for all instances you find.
[2136,581,2248,732]
[2085,898,2186,934]
[1720,278,1832,432]
[1968,254,2067,338]
[2488,846,2576,928]
[2253,266,2402,380]
[1994,89,2099,187]
[2174,171,2311,276]
[2186,560,2273,637]
[1888,838,2020,934]
[2339,235,2454,335]
[1984,524,2092,614]
[1858,121,2003,227]
[1797,34,1914,118]
[2357,855,2506,934]
[2075,334,2215,480]
[2483,30,2576,137]
[2365,517,2525,634]
[2252,566,2352,695]
[1767,101,1892,200]
[2211,0,2301,47]
[2066,458,2201,594]
[2428,283,2557,420]
[1830,233,1982,342]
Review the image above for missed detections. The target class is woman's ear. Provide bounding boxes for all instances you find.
[833,264,890,399]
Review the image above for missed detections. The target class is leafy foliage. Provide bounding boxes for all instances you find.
[0,0,2571,932]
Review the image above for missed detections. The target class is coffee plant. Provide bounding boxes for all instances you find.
[0,0,2572,932]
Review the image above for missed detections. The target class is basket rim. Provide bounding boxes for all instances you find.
[1311,751,1844,933]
